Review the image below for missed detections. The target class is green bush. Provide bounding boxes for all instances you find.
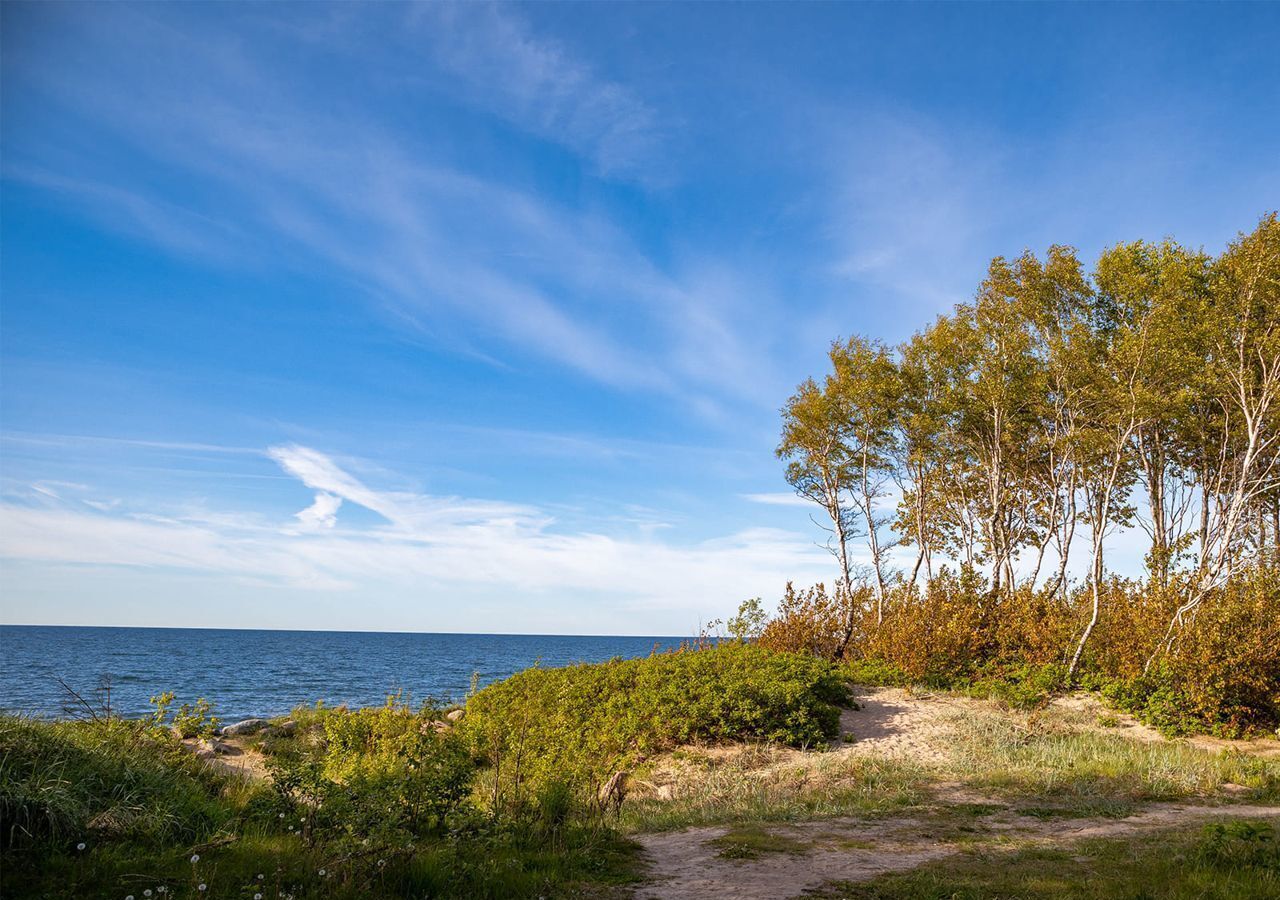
[462,643,849,799]
[273,696,476,839]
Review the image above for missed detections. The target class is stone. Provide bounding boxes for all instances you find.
[220,718,269,736]
[445,709,465,722]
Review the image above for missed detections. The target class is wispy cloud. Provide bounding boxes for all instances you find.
[410,3,663,181]
[741,492,809,508]
[0,446,834,613]
[2,5,782,410]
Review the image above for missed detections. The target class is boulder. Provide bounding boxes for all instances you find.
[220,718,269,736]
[445,709,465,723]
[264,720,297,738]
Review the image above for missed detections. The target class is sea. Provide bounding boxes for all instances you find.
[0,625,686,722]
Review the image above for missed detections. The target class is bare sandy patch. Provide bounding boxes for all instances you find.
[635,803,1280,900]
[837,687,984,762]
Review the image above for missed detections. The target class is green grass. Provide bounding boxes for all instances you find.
[617,689,1280,832]
[0,713,642,899]
[947,708,1280,816]
[803,819,1280,899]
[709,824,810,859]
[5,657,1277,898]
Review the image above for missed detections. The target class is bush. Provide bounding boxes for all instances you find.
[754,564,1280,735]
[462,643,849,802]
[1086,568,1280,737]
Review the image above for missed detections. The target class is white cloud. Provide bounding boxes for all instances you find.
[741,492,810,508]
[294,492,341,531]
[0,446,835,618]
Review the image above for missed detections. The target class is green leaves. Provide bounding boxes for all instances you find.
[461,644,850,803]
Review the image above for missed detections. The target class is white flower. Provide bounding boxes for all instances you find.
[278,812,285,818]
[317,869,325,877]
[198,885,206,892]
[257,874,264,880]
[77,842,86,851]
[190,854,200,863]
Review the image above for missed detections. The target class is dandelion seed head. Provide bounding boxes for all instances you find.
[190,853,200,863]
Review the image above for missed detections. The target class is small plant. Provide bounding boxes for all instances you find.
[172,698,219,738]
[1197,820,1278,870]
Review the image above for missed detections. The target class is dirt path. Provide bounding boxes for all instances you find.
[634,803,1280,900]
[632,687,1280,899]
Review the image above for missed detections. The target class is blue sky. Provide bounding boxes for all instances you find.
[2,2,1277,634]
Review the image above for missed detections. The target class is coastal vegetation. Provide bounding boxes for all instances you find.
[3,642,1279,897]
[763,212,1280,737]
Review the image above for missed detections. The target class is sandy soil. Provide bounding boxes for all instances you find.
[635,803,1280,900]
[836,687,984,762]
[633,686,1280,899]
[181,734,271,780]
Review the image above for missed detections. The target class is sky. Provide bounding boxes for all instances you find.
[1,2,1277,635]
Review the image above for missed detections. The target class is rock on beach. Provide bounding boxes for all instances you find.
[219,718,269,736]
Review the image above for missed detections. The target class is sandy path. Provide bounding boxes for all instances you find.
[634,804,1280,900]
[634,687,1280,899]
[835,687,983,763]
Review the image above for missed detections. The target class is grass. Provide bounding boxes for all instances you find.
[709,824,810,859]
[621,749,928,832]
[947,706,1280,816]
[0,713,642,899]
[802,819,1280,899]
